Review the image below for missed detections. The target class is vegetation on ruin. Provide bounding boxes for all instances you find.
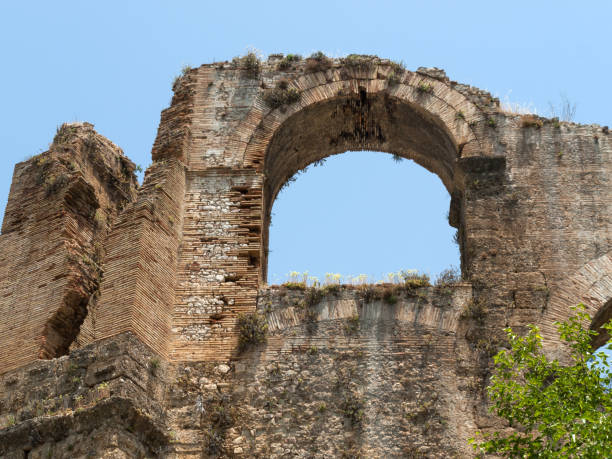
[470,305,612,457]
[520,114,544,129]
[262,79,301,109]
[43,172,70,196]
[276,270,438,314]
[341,54,377,72]
[416,82,434,94]
[280,270,437,289]
[459,298,488,323]
[434,266,461,287]
[236,312,268,351]
[387,60,405,86]
[277,53,302,70]
[232,51,261,78]
[52,124,78,145]
[548,94,577,122]
[172,64,192,88]
[305,51,332,73]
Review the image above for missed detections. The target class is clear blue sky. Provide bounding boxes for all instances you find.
[1,1,611,285]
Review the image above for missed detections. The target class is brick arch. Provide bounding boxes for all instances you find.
[540,251,612,355]
[237,64,492,282]
[239,64,492,173]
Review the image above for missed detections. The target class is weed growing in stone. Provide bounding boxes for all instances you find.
[341,393,365,426]
[402,270,430,289]
[237,312,268,351]
[387,60,405,86]
[417,82,433,94]
[44,173,70,196]
[149,357,160,374]
[53,124,77,145]
[263,79,301,109]
[233,51,261,78]
[460,298,487,324]
[344,314,360,335]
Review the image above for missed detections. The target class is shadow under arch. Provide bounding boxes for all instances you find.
[260,89,465,282]
[591,298,612,350]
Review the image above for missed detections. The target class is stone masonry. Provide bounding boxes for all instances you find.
[0,54,610,457]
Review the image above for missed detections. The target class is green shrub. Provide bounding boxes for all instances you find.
[237,312,268,351]
[402,271,430,289]
[341,394,365,426]
[277,53,302,70]
[470,305,612,457]
[281,281,306,290]
[149,357,160,374]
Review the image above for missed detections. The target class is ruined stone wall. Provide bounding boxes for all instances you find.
[0,123,138,373]
[1,284,481,458]
[0,333,169,458]
[0,55,610,456]
[79,158,186,359]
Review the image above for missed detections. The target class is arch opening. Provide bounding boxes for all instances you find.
[267,150,460,283]
[261,90,465,282]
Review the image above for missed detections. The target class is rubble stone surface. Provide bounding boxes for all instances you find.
[0,55,611,456]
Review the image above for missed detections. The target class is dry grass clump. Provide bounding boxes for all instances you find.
[232,51,261,78]
[520,114,544,129]
[263,79,301,109]
[341,54,377,71]
[434,267,460,287]
[53,124,78,145]
[387,61,405,86]
[305,51,332,73]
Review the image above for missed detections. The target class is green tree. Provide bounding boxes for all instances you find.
[471,304,612,457]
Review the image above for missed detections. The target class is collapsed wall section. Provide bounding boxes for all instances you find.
[81,159,186,359]
[0,123,138,374]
